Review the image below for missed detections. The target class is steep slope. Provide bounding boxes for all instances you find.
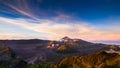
[53,50,120,68]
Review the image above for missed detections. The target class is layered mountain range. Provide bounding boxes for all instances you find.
[0,37,120,68]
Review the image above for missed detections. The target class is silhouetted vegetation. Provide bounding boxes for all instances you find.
[27,62,51,68]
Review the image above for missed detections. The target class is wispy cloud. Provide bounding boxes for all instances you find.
[0,34,35,39]
[0,0,74,21]
[0,0,43,20]
[0,17,120,40]
[52,11,72,21]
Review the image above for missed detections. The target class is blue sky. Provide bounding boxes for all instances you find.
[0,0,120,44]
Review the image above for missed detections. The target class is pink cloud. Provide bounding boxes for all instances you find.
[0,17,120,40]
[53,11,72,21]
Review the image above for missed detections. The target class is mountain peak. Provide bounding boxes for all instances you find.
[61,36,72,42]
[62,36,71,40]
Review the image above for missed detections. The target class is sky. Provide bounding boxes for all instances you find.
[0,0,120,44]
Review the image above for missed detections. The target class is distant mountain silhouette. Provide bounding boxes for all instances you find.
[0,39,49,44]
[60,36,93,45]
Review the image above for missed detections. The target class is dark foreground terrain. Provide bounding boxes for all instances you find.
[0,37,120,68]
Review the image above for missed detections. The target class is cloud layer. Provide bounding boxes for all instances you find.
[0,0,120,40]
[0,17,120,40]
